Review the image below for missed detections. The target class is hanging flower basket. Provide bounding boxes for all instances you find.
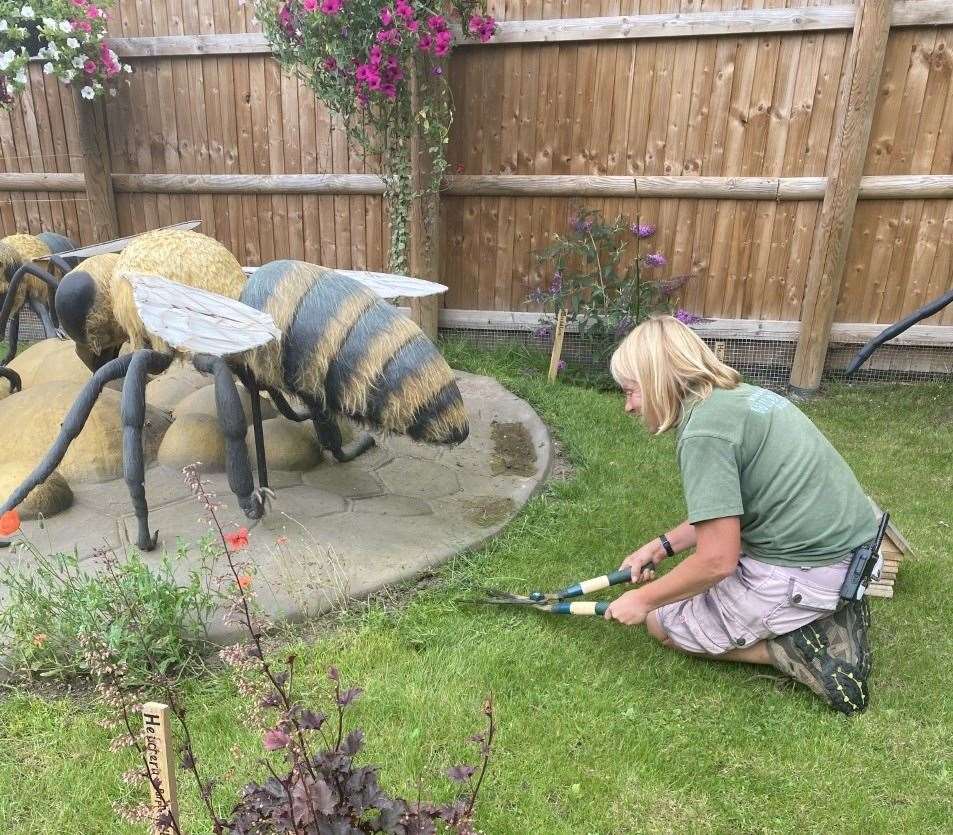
[254,0,497,272]
[0,1,130,109]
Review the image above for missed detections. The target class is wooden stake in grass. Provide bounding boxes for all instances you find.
[548,309,568,383]
[142,702,179,834]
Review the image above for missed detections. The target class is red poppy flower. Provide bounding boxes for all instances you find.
[237,574,252,590]
[0,509,21,536]
[224,527,249,551]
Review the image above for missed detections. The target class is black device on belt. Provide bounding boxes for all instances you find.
[839,512,889,604]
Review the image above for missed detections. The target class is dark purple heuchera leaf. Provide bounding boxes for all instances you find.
[180,750,196,770]
[446,764,476,783]
[263,728,291,751]
[327,666,340,682]
[403,815,439,835]
[340,728,365,756]
[337,686,364,707]
[298,708,328,731]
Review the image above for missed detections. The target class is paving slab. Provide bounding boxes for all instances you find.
[0,371,553,642]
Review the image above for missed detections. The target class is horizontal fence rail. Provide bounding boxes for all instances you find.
[95,1,953,58]
[5,173,953,200]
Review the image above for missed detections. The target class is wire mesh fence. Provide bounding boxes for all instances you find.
[438,325,953,390]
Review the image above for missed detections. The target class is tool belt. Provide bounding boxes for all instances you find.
[839,512,889,604]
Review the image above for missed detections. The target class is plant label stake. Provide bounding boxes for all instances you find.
[548,309,568,383]
[142,702,179,834]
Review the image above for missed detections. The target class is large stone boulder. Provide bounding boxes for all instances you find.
[174,382,278,422]
[146,364,212,414]
[0,339,91,400]
[158,413,228,472]
[0,381,172,482]
[245,418,324,471]
[0,461,72,519]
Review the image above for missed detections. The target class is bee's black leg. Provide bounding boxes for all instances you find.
[308,402,376,464]
[1,313,20,365]
[193,354,265,521]
[0,352,137,547]
[0,366,21,393]
[264,386,311,422]
[122,350,174,551]
[234,368,270,494]
[0,264,60,341]
[27,297,57,339]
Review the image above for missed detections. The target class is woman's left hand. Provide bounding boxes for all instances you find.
[604,588,651,626]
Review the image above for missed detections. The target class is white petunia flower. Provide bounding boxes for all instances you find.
[66,37,80,49]
[109,88,116,97]
[59,20,72,33]
[36,46,47,58]
[43,62,53,74]
[47,43,59,59]
[14,68,26,85]
[72,56,85,69]
[80,85,94,100]
[123,64,131,73]
[20,6,35,19]
[0,51,15,72]
[42,17,56,28]
[63,70,75,82]
[0,20,8,32]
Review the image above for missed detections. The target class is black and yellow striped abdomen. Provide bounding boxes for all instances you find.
[241,260,468,445]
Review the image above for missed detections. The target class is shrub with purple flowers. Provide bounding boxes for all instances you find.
[528,207,697,366]
[254,0,496,272]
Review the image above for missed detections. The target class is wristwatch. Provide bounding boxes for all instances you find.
[658,533,675,559]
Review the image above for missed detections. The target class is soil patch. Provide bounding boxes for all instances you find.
[490,421,537,477]
[461,496,517,528]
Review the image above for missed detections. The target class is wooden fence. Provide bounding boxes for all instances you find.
[2,0,953,379]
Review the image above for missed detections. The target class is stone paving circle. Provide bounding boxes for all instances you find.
[0,370,553,642]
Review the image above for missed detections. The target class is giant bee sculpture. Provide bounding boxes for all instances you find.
[0,231,79,367]
[846,285,953,376]
[1,246,468,552]
[0,221,201,370]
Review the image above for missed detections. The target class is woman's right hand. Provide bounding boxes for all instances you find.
[619,541,663,584]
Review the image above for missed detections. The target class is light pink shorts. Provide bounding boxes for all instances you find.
[656,555,850,656]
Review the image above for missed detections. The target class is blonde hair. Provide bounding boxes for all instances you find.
[610,315,741,434]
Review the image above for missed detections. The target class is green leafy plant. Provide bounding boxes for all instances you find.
[528,207,700,369]
[253,0,497,272]
[0,536,218,683]
[0,0,128,109]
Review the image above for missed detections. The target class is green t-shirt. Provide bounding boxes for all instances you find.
[676,383,877,567]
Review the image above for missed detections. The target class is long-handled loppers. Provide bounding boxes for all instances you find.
[479,567,634,616]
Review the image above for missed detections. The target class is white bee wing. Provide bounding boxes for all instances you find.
[42,220,202,261]
[241,265,447,298]
[123,271,280,357]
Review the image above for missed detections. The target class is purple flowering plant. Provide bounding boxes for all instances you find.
[528,207,697,364]
[254,0,496,271]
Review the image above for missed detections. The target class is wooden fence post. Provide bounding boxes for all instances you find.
[407,57,441,340]
[74,91,119,243]
[789,0,892,395]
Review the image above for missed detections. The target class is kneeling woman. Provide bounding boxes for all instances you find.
[605,316,877,714]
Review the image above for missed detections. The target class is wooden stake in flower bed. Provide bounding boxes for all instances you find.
[142,702,179,834]
[548,309,568,383]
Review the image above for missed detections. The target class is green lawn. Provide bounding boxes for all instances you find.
[1,342,952,834]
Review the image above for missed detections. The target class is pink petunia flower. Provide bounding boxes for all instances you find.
[320,0,343,14]
[303,0,318,9]
[83,59,97,74]
[379,7,392,26]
